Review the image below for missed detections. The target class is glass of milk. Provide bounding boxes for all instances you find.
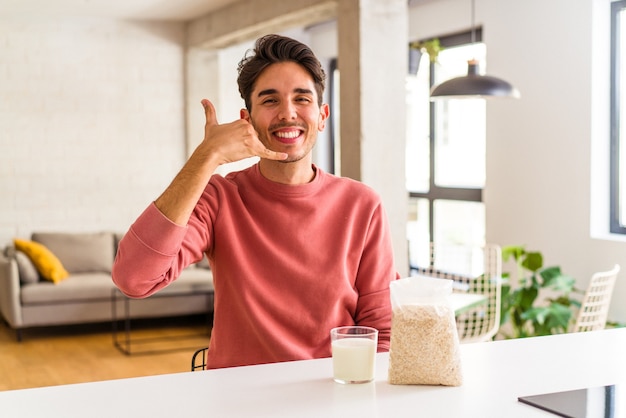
[330,326,378,384]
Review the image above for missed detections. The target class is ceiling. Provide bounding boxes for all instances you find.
[0,0,241,21]
[0,1,439,23]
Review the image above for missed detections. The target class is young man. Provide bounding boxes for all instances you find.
[112,34,399,369]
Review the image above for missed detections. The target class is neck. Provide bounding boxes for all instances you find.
[258,159,315,185]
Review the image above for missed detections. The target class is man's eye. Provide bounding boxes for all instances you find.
[263,98,277,104]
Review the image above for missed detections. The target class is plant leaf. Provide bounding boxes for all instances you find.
[515,287,539,310]
[539,266,562,280]
[502,245,525,262]
[544,274,576,293]
[544,303,573,332]
[521,251,543,272]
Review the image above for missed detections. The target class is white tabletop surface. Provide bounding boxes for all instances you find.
[449,292,487,313]
[2,328,626,417]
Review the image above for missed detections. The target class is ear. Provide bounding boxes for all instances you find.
[317,103,330,131]
[240,108,250,121]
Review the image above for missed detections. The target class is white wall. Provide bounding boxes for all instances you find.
[410,0,626,322]
[0,17,187,243]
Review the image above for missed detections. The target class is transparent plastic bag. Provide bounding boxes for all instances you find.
[388,276,463,386]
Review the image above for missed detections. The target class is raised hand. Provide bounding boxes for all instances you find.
[154,99,287,225]
[200,99,287,165]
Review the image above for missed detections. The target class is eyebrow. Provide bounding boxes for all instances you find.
[257,88,314,98]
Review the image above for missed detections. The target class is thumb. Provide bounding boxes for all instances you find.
[201,99,218,127]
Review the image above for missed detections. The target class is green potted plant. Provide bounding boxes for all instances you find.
[499,245,583,339]
[409,38,442,74]
[410,38,442,63]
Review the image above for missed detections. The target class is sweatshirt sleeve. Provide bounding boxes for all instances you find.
[112,203,192,298]
[353,202,399,352]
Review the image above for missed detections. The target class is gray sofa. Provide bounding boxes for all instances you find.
[0,231,213,341]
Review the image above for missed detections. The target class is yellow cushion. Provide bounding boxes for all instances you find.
[13,238,69,284]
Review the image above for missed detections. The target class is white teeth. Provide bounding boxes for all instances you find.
[275,130,300,139]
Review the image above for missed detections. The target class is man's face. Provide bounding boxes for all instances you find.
[242,61,329,163]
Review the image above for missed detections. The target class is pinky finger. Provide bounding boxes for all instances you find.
[263,149,288,160]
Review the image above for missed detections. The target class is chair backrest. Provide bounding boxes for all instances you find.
[191,347,208,371]
[573,265,620,333]
[414,243,502,343]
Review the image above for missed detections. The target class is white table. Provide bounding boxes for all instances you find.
[449,292,487,314]
[2,328,626,417]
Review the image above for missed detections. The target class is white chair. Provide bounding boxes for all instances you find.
[413,243,502,343]
[573,264,620,333]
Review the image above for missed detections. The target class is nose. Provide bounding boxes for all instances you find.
[278,101,297,120]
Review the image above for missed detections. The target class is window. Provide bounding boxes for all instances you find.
[406,30,486,268]
[611,1,626,234]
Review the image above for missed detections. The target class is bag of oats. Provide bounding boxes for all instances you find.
[388,276,463,386]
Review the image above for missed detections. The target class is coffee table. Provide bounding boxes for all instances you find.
[111,283,214,355]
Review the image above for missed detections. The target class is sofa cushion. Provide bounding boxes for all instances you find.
[4,246,41,284]
[114,232,125,256]
[20,270,214,305]
[32,232,115,274]
[20,272,115,304]
[13,239,69,284]
[15,250,41,284]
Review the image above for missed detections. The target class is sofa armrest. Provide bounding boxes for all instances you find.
[0,252,23,329]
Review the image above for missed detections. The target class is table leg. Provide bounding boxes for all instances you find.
[111,289,132,355]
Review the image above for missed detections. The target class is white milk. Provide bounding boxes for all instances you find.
[332,338,376,383]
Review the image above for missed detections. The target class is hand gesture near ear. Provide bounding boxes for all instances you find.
[200,99,288,164]
[154,99,286,225]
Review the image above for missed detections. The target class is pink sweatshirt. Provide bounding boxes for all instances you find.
[112,164,398,369]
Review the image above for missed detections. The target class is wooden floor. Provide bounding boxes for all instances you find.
[0,315,211,392]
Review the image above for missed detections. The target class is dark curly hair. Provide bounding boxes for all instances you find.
[237,34,326,111]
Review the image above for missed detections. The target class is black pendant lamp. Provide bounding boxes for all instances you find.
[430,0,520,99]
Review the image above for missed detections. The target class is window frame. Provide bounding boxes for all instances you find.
[408,29,484,242]
[610,0,626,234]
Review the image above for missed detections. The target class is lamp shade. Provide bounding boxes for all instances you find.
[430,60,520,99]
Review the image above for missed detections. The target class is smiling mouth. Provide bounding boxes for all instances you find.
[273,128,303,144]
